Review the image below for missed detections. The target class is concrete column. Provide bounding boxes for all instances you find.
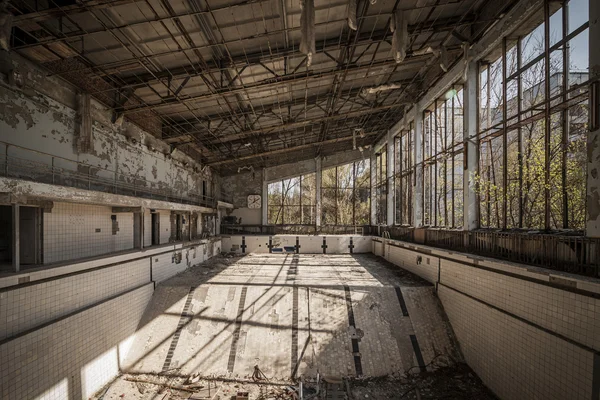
[315,156,322,227]
[413,112,424,227]
[261,168,268,225]
[386,130,395,225]
[370,151,377,225]
[586,0,600,236]
[12,204,19,272]
[463,61,480,230]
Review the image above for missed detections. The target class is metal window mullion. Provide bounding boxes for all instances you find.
[544,0,551,230]
[434,102,439,227]
[452,93,456,228]
[517,37,524,229]
[562,2,570,228]
[502,37,508,230]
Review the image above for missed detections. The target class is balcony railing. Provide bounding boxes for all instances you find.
[0,142,221,209]
[378,226,600,278]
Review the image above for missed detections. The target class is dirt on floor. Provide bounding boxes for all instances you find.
[94,362,496,400]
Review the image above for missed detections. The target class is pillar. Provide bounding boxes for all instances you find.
[586,0,600,236]
[463,61,480,230]
[315,156,322,227]
[12,204,19,272]
[413,112,424,227]
[370,151,377,225]
[261,168,268,226]
[386,130,395,225]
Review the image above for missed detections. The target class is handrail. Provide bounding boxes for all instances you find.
[0,140,221,208]
[377,226,599,278]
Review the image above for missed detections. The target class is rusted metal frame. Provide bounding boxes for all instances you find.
[398,134,403,225]
[81,2,223,149]
[201,1,262,131]
[164,89,361,133]
[13,0,271,48]
[451,92,455,228]
[42,15,470,86]
[316,0,373,154]
[117,59,422,114]
[167,101,408,144]
[11,0,138,25]
[434,101,440,226]
[502,37,508,229]
[477,82,588,140]
[505,21,589,82]
[561,2,570,229]
[422,110,428,226]
[13,1,173,126]
[484,63,491,227]
[443,98,449,227]
[409,122,414,226]
[206,115,384,153]
[159,0,248,134]
[517,37,524,228]
[208,127,383,166]
[543,0,551,230]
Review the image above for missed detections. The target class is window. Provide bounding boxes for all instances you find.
[374,150,387,225]
[477,0,588,230]
[267,174,316,224]
[422,87,465,228]
[321,160,370,225]
[394,122,414,225]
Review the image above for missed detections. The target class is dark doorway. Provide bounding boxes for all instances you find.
[133,212,141,248]
[175,214,182,241]
[0,206,11,264]
[151,212,160,245]
[20,206,41,265]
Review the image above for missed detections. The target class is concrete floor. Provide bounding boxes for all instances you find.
[121,254,460,381]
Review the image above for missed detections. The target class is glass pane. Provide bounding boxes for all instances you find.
[568,0,588,34]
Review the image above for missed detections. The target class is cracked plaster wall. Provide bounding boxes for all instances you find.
[0,53,217,202]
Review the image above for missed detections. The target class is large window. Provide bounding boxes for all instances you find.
[374,150,387,225]
[267,174,316,224]
[394,122,414,225]
[422,87,465,228]
[477,0,588,230]
[321,160,370,225]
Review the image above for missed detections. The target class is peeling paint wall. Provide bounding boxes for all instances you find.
[0,62,217,202]
[221,169,263,225]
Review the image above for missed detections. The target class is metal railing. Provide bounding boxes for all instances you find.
[0,142,223,208]
[220,224,373,235]
[377,226,600,278]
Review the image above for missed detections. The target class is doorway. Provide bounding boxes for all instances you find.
[151,212,160,245]
[0,205,41,266]
[0,206,11,264]
[20,206,41,265]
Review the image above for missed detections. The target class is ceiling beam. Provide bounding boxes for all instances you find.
[11,0,139,25]
[35,15,472,86]
[208,131,379,166]
[161,82,408,140]
[118,56,424,115]
[174,100,406,144]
